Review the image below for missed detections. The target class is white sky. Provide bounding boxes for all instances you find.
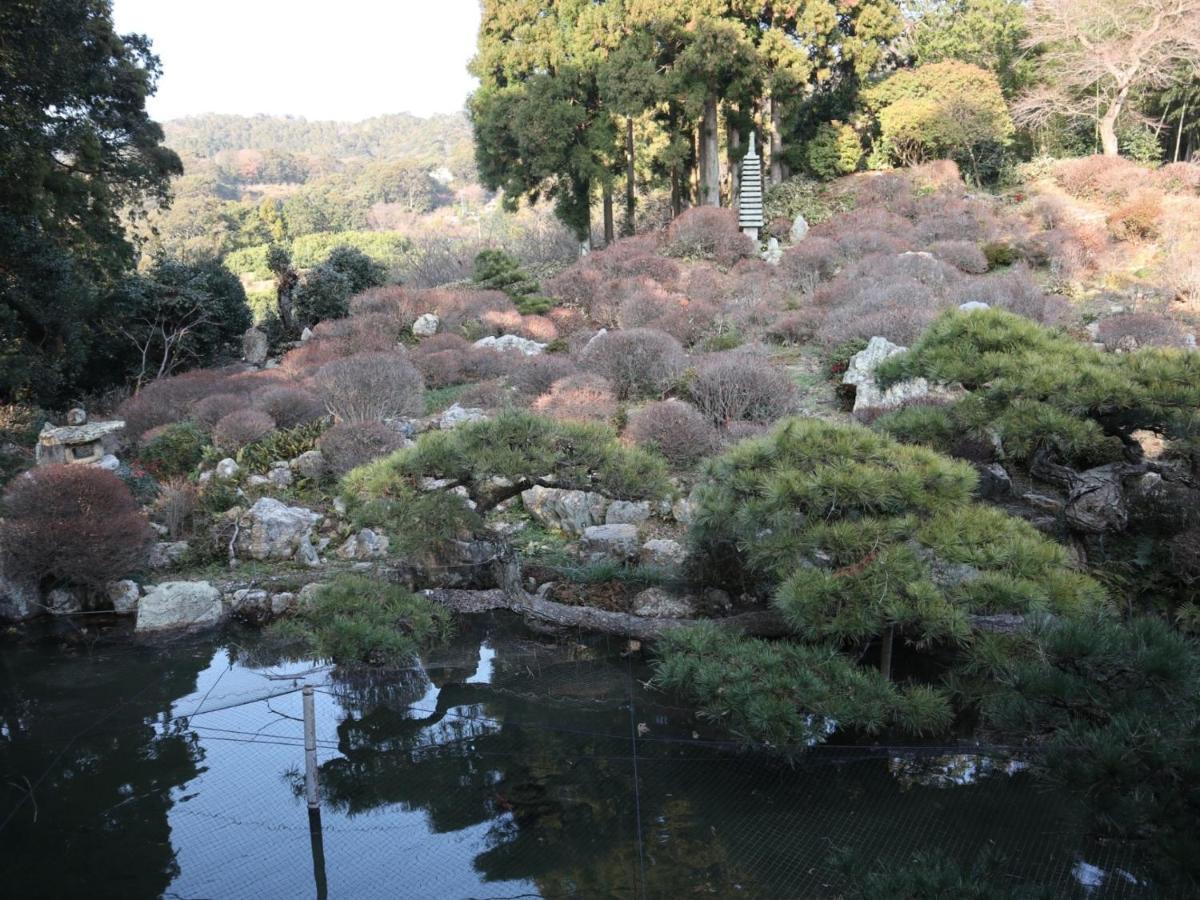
[112,0,481,122]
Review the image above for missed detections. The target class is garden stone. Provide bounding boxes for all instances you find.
[215,458,240,481]
[295,535,322,567]
[1065,464,1129,533]
[297,582,327,608]
[97,453,120,472]
[521,485,609,536]
[150,522,170,537]
[583,328,607,352]
[958,301,990,311]
[670,494,695,526]
[632,588,696,619]
[230,589,271,622]
[270,592,296,616]
[333,496,348,516]
[237,497,322,561]
[605,500,651,526]
[580,524,640,561]
[247,474,271,488]
[46,587,82,615]
[844,336,964,413]
[136,581,223,632]
[268,466,294,489]
[438,404,488,430]
[975,463,1012,499]
[0,570,40,621]
[412,313,440,337]
[790,214,809,242]
[336,528,390,560]
[473,334,545,356]
[292,450,326,479]
[106,579,140,615]
[762,237,783,265]
[640,539,686,567]
[149,541,190,570]
[300,327,314,342]
[242,327,269,365]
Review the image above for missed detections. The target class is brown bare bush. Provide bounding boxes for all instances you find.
[581,327,686,399]
[954,263,1068,325]
[508,354,578,397]
[626,400,718,466]
[533,374,618,424]
[1053,155,1144,204]
[152,478,198,539]
[191,393,245,430]
[1107,190,1163,241]
[665,207,756,267]
[688,352,796,425]
[253,385,326,428]
[1097,312,1190,350]
[0,466,154,589]
[929,240,989,274]
[317,421,408,476]
[212,408,276,451]
[314,351,425,422]
[779,237,840,289]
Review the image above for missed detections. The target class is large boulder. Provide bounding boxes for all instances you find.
[236,498,323,561]
[215,458,240,481]
[106,579,140,615]
[521,486,610,537]
[412,313,440,337]
[641,539,687,568]
[844,336,964,413]
[242,327,269,366]
[632,588,696,618]
[605,500,651,527]
[148,541,190,571]
[335,528,390,560]
[0,569,40,621]
[473,334,545,356]
[136,581,223,632]
[580,524,640,561]
[790,214,809,242]
[438,404,488,430]
[292,450,327,480]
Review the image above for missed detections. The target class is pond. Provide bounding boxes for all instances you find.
[0,614,1169,899]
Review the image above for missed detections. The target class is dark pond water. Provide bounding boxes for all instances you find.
[0,614,1169,899]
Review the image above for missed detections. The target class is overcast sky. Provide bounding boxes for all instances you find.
[113,0,481,122]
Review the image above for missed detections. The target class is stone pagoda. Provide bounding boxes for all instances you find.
[738,132,765,241]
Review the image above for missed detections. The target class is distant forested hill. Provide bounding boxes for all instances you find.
[163,112,474,165]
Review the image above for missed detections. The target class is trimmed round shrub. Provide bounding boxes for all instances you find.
[779,236,840,289]
[253,385,326,428]
[137,421,208,477]
[928,240,989,275]
[665,207,756,267]
[191,393,245,430]
[213,409,276,452]
[581,327,685,400]
[688,352,797,425]
[0,465,154,589]
[532,374,618,424]
[626,400,718,467]
[1097,312,1189,350]
[317,421,408,476]
[314,351,425,423]
[508,354,578,397]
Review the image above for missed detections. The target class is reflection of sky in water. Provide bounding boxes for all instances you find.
[466,640,496,684]
[1073,860,1142,894]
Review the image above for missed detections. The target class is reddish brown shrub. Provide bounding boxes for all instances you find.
[317,421,408,476]
[191,393,245,430]
[910,160,964,191]
[311,314,405,356]
[348,285,412,323]
[213,408,276,451]
[548,306,588,336]
[679,263,737,306]
[533,374,618,423]
[779,237,840,289]
[1107,190,1163,241]
[1150,162,1200,196]
[253,385,326,428]
[954,263,1068,325]
[0,466,154,588]
[766,310,822,345]
[456,378,513,410]
[688,352,796,425]
[854,172,914,208]
[117,370,241,439]
[834,228,911,259]
[665,207,756,267]
[314,351,425,422]
[1054,155,1144,204]
[581,327,686,399]
[1097,312,1190,350]
[508,354,578,397]
[152,477,198,540]
[518,315,559,342]
[626,400,718,466]
[929,240,989,274]
[911,195,996,244]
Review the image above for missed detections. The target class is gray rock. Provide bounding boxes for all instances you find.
[844,336,965,413]
[670,495,695,526]
[242,327,269,366]
[975,463,1012,499]
[1065,464,1128,533]
[106,579,140,615]
[605,500,651,526]
[632,588,696,619]
[521,485,609,536]
[215,458,240,481]
[580,523,640,561]
[136,581,223,632]
[762,236,782,265]
[790,214,809,242]
[438,404,488,430]
[336,528,390,560]
[1022,492,1064,515]
[270,592,297,616]
[97,453,121,472]
[640,539,686,567]
[230,588,270,621]
[958,301,990,311]
[292,450,327,480]
[66,407,88,426]
[236,497,322,561]
[297,582,327,608]
[473,334,545,356]
[46,587,82,615]
[412,313,440,337]
[295,535,322,568]
[268,466,294,489]
[0,570,40,621]
[300,326,314,343]
[333,496,348,516]
[148,541,190,571]
[583,328,608,352]
[246,474,271,488]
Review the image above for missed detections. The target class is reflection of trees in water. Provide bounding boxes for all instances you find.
[0,634,208,900]
[315,621,757,895]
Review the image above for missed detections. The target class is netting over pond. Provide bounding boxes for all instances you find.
[0,615,1182,899]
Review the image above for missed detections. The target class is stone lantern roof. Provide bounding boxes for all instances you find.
[35,409,125,466]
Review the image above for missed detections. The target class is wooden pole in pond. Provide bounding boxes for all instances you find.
[303,686,328,900]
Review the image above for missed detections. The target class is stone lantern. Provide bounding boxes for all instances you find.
[35,408,124,467]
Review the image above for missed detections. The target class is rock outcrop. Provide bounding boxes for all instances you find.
[521,486,609,536]
[236,498,323,562]
[136,581,224,632]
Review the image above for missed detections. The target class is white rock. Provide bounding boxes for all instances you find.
[96,453,121,472]
[136,581,223,632]
[268,467,294,489]
[641,539,686,567]
[438,404,488,430]
[236,498,322,561]
[605,500,651,526]
[843,336,964,414]
[292,450,327,479]
[46,587,82,615]
[583,328,608,352]
[473,334,545,356]
[0,570,40,621]
[247,474,271,487]
[671,494,696,526]
[762,237,783,265]
[335,528,390,560]
[521,485,610,536]
[632,587,695,618]
[295,535,322,568]
[790,214,809,242]
[412,313,440,337]
[958,301,990,311]
[106,579,140,615]
[215,458,240,481]
[270,592,296,616]
[300,327,314,342]
[148,541,190,571]
[580,524,640,560]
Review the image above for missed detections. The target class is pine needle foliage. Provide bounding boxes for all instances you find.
[875,309,1200,467]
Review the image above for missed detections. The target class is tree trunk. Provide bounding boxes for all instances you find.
[727,124,741,210]
[1099,87,1130,157]
[671,164,683,218]
[623,117,636,236]
[879,625,895,681]
[602,181,615,246]
[1175,97,1189,163]
[769,96,785,185]
[700,96,721,206]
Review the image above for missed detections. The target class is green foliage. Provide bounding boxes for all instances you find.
[803,121,862,179]
[763,177,846,226]
[266,575,452,666]
[137,422,209,478]
[863,61,1013,182]
[289,231,412,275]
[654,623,953,749]
[224,244,272,280]
[875,309,1200,468]
[236,420,329,474]
[473,249,539,299]
[292,265,351,327]
[978,614,1200,884]
[1117,124,1164,165]
[909,0,1032,97]
[323,245,387,294]
[981,241,1017,268]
